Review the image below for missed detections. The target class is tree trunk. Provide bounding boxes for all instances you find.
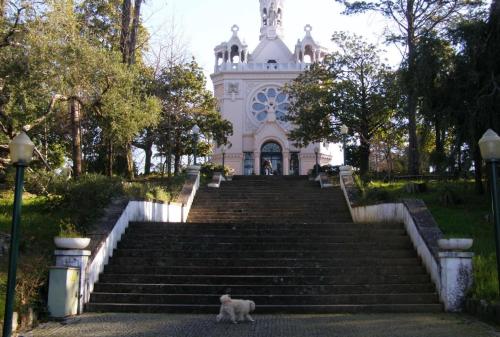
[359,138,370,177]
[126,141,134,180]
[120,0,132,64]
[144,136,153,175]
[406,3,421,175]
[174,153,180,175]
[107,139,114,177]
[407,87,420,175]
[0,0,5,19]
[70,99,82,178]
[166,120,172,177]
[491,0,499,18]
[474,145,484,194]
[128,0,143,65]
[434,116,445,174]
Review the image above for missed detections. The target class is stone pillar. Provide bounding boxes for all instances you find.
[186,165,201,176]
[283,151,289,175]
[339,165,353,177]
[254,152,260,175]
[439,250,474,312]
[54,249,91,314]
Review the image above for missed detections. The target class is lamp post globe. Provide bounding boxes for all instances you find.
[3,132,34,337]
[479,129,500,161]
[9,132,35,165]
[479,129,500,295]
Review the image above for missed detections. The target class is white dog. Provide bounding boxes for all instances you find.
[216,294,255,324]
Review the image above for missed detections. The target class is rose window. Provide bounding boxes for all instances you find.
[251,87,290,122]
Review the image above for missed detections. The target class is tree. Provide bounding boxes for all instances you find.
[413,33,455,174]
[335,0,484,175]
[154,59,232,175]
[285,33,397,176]
[0,0,160,178]
[135,17,190,175]
[446,8,498,193]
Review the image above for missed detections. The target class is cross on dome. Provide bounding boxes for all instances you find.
[231,25,240,36]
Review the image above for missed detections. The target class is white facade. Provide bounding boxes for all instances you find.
[211,0,334,175]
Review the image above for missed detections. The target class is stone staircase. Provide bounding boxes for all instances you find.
[86,176,442,313]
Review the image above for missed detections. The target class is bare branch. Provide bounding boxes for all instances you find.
[22,94,68,132]
[0,2,28,49]
[0,119,10,136]
[33,146,51,170]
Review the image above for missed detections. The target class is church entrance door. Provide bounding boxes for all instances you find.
[261,142,282,175]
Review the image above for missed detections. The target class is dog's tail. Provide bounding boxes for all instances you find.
[249,301,256,312]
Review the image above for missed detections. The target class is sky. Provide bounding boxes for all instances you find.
[142,0,402,82]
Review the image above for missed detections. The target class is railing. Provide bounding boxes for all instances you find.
[215,62,311,73]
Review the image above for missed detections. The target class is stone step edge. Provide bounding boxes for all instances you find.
[98,274,429,279]
[91,292,439,297]
[93,282,435,287]
[85,303,443,313]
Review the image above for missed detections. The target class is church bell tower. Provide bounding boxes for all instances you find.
[259,0,285,40]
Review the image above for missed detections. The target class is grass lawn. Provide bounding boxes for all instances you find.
[364,180,497,301]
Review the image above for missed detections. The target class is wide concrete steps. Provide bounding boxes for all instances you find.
[87,221,442,314]
[187,176,350,224]
[86,176,441,314]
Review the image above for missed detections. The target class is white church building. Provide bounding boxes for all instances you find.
[211,0,337,175]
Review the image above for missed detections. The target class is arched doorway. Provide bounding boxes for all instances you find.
[261,141,282,175]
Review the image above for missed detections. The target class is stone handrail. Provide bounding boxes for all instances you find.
[338,166,473,312]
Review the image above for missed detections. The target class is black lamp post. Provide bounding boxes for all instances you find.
[479,129,500,294]
[192,124,200,166]
[314,145,320,177]
[3,132,35,337]
[341,124,348,166]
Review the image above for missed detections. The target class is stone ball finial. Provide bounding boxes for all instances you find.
[231,25,240,35]
[304,24,312,34]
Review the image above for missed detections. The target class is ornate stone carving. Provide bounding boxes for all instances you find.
[227,82,239,94]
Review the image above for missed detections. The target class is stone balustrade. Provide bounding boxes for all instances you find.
[215,62,311,73]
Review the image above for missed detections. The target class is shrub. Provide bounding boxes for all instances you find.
[24,170,67,196]
[57,219,81,238]
[145,185,171,202]
[16,255,49,329]
[200,162,231,177]
[363,188,393,203]
[50,174,124,234]
[123,182,175,203]
[123,182,148,200]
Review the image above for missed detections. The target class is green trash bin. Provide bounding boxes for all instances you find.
[47,267,80,318]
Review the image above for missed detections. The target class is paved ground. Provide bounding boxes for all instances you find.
[22,313,500,337]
